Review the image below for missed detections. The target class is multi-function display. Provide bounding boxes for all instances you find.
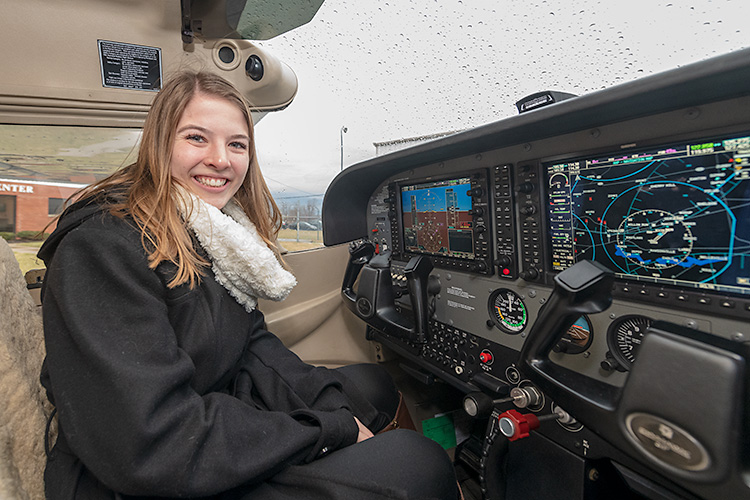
[546,134,750,296]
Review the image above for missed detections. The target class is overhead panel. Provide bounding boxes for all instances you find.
[0,0,305,127]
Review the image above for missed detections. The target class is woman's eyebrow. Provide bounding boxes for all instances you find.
[176,124,207,134]
[228,133,251,142]
[177,125,250,142]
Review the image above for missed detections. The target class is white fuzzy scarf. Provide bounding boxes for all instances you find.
[176,189,296,313]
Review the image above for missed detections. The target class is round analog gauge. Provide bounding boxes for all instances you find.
[488,289,528,334]
[554,315,593,355]
[607,315,653,368]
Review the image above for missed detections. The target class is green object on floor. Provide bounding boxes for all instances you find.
[422,414,457,450]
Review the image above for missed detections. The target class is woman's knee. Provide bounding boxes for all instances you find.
[372,430,458,499]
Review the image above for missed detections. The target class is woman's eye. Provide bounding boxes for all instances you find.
[230,141,248,150]
[186,134,206,143]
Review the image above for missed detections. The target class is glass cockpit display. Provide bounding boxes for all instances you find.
[400,177,475,259]
[546,134,750,296]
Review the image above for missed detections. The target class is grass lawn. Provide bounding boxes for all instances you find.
[278,228,324,253]
[278,228,322,241]
[279,240,324,252]
[8,241,45,275]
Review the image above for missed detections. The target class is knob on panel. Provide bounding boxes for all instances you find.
[520,267,539,281]
[516,182,535,194]
[496,256,512,266]
[498,409,541,441]
[463,392,495,418]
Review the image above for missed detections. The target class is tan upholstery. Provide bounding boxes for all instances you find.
[0,239,51,500]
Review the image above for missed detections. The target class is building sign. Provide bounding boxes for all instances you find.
[0,182,33,194]
[98,40,162,91]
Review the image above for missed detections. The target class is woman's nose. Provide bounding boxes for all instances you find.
[206,144,229,168]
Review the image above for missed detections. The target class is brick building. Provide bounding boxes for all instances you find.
[0,178,85,234]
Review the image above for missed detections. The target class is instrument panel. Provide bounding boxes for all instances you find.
[363,122,750,391]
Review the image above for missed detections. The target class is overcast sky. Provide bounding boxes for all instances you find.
[252,0,750,200]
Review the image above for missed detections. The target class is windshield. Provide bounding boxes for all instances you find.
[253,0,750,206]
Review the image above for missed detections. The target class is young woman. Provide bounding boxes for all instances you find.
[38,71,459,499]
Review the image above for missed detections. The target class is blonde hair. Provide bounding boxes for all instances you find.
[74,71,283,288]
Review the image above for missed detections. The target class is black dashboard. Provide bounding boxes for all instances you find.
[323,48,750,500]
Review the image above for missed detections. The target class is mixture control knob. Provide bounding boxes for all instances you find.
[479,350,493,364]
[498,409,540,441]
[498,410,561,441]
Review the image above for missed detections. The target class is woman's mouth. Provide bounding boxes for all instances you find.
[195,176,228,188]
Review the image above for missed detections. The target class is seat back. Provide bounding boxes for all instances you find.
[0,239,51,500]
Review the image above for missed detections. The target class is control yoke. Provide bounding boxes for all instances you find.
[341,240,433,343]
[519,259,750,497]
[519,259,615,386]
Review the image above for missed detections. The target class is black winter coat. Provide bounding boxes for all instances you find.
[38,200,376,499]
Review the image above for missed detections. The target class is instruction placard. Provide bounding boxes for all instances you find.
[98,40,162,91]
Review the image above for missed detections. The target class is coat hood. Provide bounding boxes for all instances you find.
[37,196,115,267]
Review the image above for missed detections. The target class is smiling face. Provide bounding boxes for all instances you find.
[169,93,251,209]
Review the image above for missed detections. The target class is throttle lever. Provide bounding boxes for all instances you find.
[463,392,517,419]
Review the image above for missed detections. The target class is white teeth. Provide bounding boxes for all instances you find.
[196,176,227,187]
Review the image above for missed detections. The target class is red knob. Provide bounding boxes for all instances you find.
[498,409,540,441]
[479,351,493,364]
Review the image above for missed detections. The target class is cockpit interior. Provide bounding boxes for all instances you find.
[323,48,750,500]
[0,1,748,499]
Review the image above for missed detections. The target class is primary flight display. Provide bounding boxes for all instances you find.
[400,177,475,259]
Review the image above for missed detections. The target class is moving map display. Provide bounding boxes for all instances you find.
[546,133,750,296]
[401,177,475,259]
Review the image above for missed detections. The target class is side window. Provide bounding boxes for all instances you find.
[275,195,323,252]
[1,120,324,271]
[1,124,140,273]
